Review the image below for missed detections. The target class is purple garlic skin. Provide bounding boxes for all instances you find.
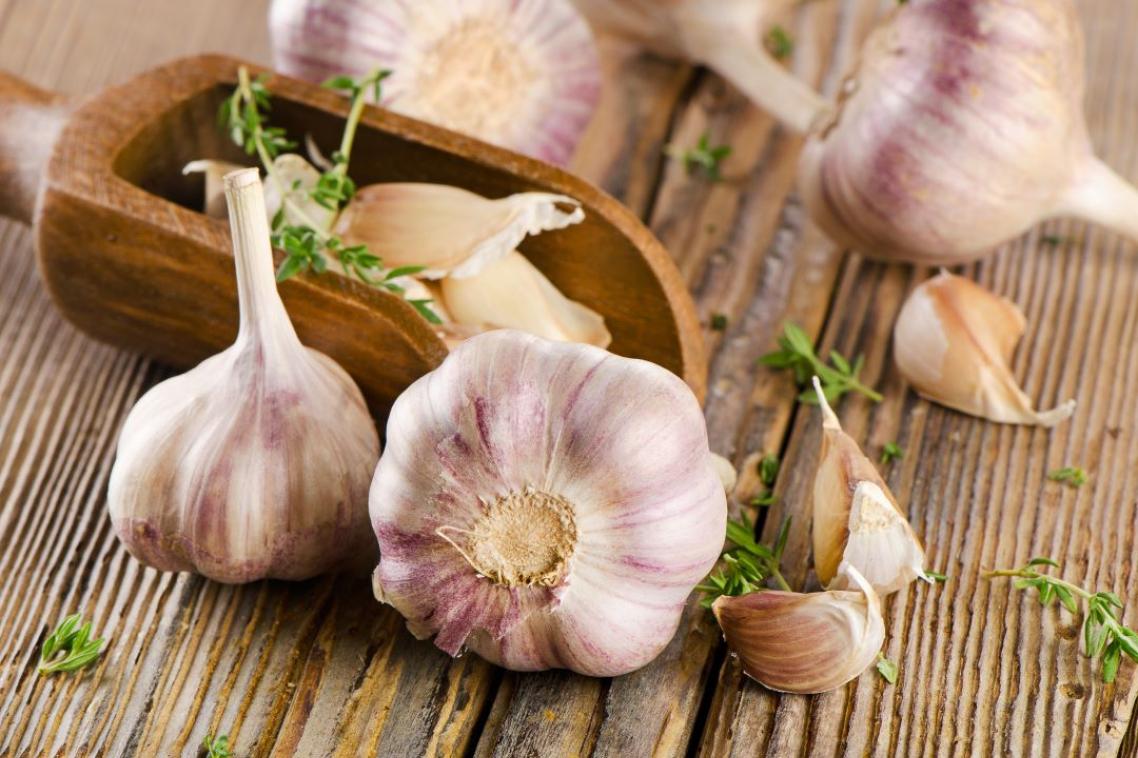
[799,0,1089,264]
[370,330,726,677]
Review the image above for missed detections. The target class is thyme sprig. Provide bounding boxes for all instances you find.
[203,733,233,758]
[984,557,1138,683]
[1048,466,1088,488]
[697,515,792,607]
[220,67,439,324]
[759,322,882,404]
[38,613,105,675]
[881,442,904,465]
[750,453,779,507]
[665,131,732,181]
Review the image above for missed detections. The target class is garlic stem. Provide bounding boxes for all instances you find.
[1057,158,1138,244]
[224,168,301,346]
[696,25,830,134]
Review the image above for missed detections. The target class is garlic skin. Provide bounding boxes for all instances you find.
[335,183,584,280]
[183,159,247,219]
[799,0,1138,264]
[107,169,379,583]
[893,271,1076,427]
[571,0,828,134]
[369,329,726,676]
[263,153,337,232]
[440,251,611,349]
[712,564,884,694]
[811,378,927,596]
[269,0,602,165]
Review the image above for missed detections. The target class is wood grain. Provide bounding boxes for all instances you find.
[3,0,1138,756]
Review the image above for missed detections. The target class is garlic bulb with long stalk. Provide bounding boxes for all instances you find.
[893,271,1076,427]
[712,563,884,694]
[369,329,726,676]
[798,0,1138,264]
[571,0,828,134]
[810,378,927,596]
[440,251,611,348]
[107,168,380,583]
[269,0,602,166]
[334,183,584,279]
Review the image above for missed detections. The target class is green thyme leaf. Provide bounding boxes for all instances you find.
[38,613,105,676]
[875,653,898,684]
[665,131,732,182]
[880,442,904,465]
[765,26,795,60]
[203,733,233,758]
[1048,467,1088,488]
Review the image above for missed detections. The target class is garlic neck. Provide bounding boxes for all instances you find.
[223,168,303,349]
[1055,157,1138,245]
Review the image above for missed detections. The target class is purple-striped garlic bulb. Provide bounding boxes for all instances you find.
[369,329,726,676]
[798,0,1138,264]
[269,0,602,166]
[107,169,379,583]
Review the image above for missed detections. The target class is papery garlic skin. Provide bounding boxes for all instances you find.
[107,169,379,583]
[370,329,726,676]
[440,251,611,348]
[799,0,1138,263]
[712,564,884,694]
[811,378,927,596]
[335,183,584,280]
[269,0,602,165]
[893,271,1075,426]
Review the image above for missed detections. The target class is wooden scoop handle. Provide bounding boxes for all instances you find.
[0,72,70,224]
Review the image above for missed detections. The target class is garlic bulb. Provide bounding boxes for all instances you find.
[440,251,611,348]
[712,563,884,694]
[571,0,828,134]
[269,0,602,165]
[811,378,927,596]
[798,0,1138,264]
[369,329,726,676]
[107,168,380,583]
[334,183,584,279]
[893,271,1076,427]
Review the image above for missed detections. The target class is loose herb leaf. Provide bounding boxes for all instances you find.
[880,442,904,465]
[984,557,1138,682]
[665,131,732,181]
[1048,466,1088,488]
[710,313,729,331]
[203,733,233,758]
[875,653,898,684]
[698,515,793,606]
[1041,233,1066,247]
[38,613,105,676]
[750,453,780,507]
[759,323,882,404]
[924,570,949,583]
[765,26,794,60]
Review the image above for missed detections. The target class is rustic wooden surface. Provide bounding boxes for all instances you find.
[2,0,1138,755]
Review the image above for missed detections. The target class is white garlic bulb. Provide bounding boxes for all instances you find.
[712,563,885,694]
[893,271,1076,426]
[810,378,928,597]
[369,329,726,676]
[107,168,380,583]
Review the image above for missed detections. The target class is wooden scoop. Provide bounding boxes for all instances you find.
[0,54,705,412]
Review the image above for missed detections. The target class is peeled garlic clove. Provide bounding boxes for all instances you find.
[263,153,338,232]
[811,377,926,596]
[798,0,1138,264]
[269,0,601,165]
[712,563,884,694]
[441,250,611,348]
[183,159,248,218]
[370,329,727,676]
[107,169,380,583]
[893,271,1075,427]
[335,183,584,280]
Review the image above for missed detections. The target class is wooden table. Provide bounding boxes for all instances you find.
[2,0,1138,755]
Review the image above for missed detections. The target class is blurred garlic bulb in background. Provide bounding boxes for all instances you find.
[810,378,927,596]
[369,330,725,676]
[798,0,1138,264]
[108,169,379,583]
[893,271,1076,426]
[269,0,602,165]
[712,563,884,694]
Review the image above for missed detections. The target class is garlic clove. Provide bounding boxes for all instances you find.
[711,453,738,495]
[440,250,611,348]
[107,168,380,583]
[811,377,927,596]
[893,271,1076,427]
[183,159,248,218]
[370,329,726,676]
[269,0,602,165]
[263,153,337,232]
[334,183,584,280]
[712,563,885,694]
